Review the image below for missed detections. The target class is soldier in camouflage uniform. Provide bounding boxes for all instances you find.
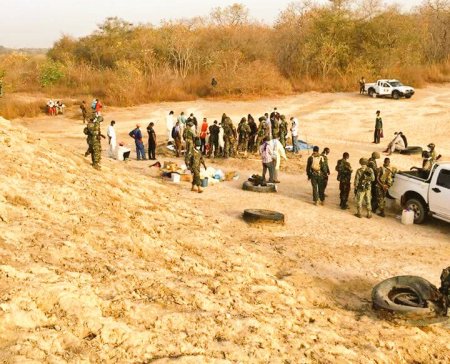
[336,152,352,209]
[279,115,288,148]
[230,119,238,157]
[183,122,196,167]
[306,146,327,205]
[427,143,442,164]
[237,117,251,156]
[222,117,237,158]
[271,113,280,140]
[255,117,267,153]
[189,138,207,193]
[368,151,380,212]
[321,147,331,192]
[83,116,105,170]
[375,158,394,217]
[354,158,375,218]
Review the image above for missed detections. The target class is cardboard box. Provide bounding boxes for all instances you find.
[180,174,193,182]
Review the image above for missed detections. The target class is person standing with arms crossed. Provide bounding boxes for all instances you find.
[147,122,157,160]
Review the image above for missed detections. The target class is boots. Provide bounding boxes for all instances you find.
[377,210,385,217]
[367,211,372,219]
[191,185,197,192]
[198,186,203,194]
[355,208,362,218]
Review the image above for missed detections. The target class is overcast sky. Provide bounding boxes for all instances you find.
[1,0,423,48]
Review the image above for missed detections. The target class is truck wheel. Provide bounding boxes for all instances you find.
[405,95,412,99]
[405,198,427,224]
[368,88,375,97]
[392,90,400,100]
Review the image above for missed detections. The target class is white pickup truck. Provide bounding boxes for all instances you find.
[365,79,415,100]
[389,162,450,224]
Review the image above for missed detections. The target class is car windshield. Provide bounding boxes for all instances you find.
[389,81,403,87]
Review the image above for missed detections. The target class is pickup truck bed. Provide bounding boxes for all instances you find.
[389,163,450,224]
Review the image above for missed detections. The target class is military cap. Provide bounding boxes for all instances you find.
[427,143,435,149]
[371,151,380,159]
[360,158,369,165]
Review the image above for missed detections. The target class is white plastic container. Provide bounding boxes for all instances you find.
[171,173,180,183]
[401,209,415,225]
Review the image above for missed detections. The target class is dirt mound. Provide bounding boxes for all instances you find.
[0,115,449,363]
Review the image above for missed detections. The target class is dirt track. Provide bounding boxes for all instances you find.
[1,86,449,362]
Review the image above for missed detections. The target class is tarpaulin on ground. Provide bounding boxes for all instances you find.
[285,140,314,152]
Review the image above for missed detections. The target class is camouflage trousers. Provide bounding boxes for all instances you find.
[310,173,325,202]
[89,141,101,167]
[371,182,378,212]
[238,137,248,153]
[185,140,193,167]
[356,189,372,214]
[376,186,387,212]
[279,133,287,148]
[224,135,236,158]
[339,180,351,207]
[174,137,182,157]
[192,166,201,186]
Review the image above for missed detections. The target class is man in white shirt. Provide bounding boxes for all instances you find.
[384,132,406,155]
[290,117,299,153]
[107,120,117,158]
[166,111,175,143]
[259,137,275,184]
[269,138,288,183]
[116,142,131,161]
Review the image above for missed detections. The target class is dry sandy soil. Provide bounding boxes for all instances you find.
[1,85,450,363]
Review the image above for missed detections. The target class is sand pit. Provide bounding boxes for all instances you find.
[1,86,449,362]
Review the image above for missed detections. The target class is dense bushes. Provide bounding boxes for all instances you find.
[1,1,450,111]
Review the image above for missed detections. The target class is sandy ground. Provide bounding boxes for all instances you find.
[1,85,449,363]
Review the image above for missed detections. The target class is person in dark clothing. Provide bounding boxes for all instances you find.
[247,114,257,153]
[208,120,220,158]
[373,110,383,144]
[147,122,157,160]
[187,113,198,133]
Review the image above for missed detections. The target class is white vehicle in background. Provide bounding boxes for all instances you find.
[388,163,450,224]
[365,79,415,100]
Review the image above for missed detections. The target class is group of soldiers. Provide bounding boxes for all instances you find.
[306,147,394,218]
[241,110,290,154]
[181,109,293,165]
[308,143,441,218]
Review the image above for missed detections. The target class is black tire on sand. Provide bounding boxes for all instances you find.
[372,275,447,317]
[242,181,277,193]
[243,209,285,224]
[400,146,423,155]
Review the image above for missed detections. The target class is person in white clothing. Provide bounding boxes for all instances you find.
[218,122,225,156]
[166,111,175,143]
[116,142,131,161]
[290,117,299,153]
[107,120,117,158]
[384,132,406,155]
[269,138,288,183]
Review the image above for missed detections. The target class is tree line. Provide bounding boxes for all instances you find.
[1,1,450,106]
